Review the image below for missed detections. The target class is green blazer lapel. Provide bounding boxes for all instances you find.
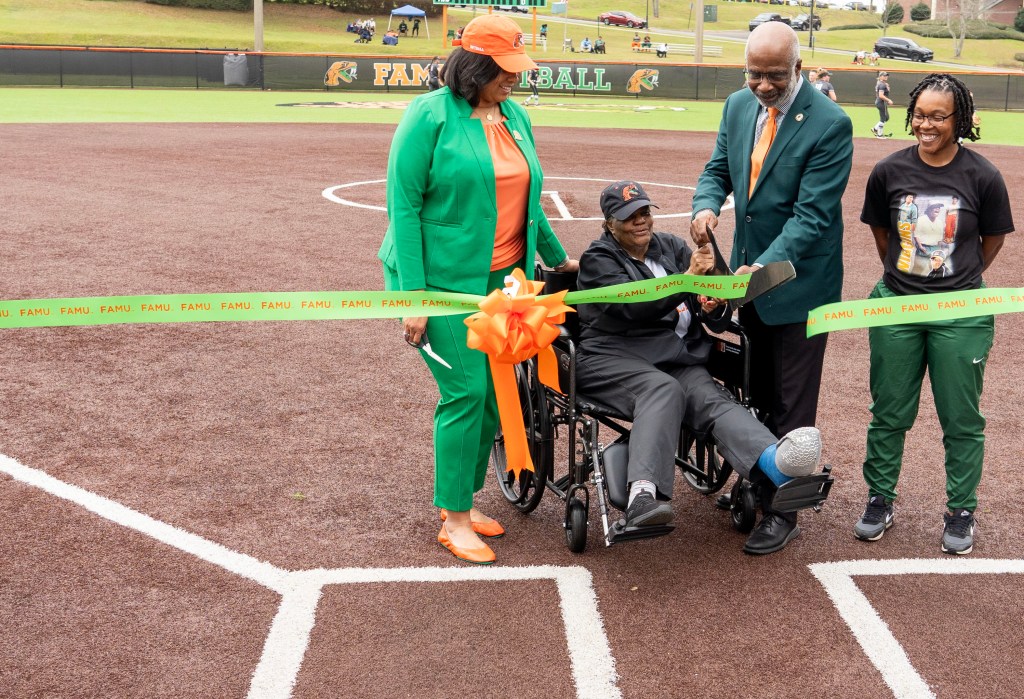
[459,101,497,210]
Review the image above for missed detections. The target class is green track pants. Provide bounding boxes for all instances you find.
[863,280,994,511]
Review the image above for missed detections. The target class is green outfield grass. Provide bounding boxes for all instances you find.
[2,0,1022,69]
[1,87,1019,146]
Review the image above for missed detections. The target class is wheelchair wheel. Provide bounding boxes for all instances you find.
[491,361,551,513]
[729,480,758,534]
[678,428,733,495]
[564,497,588,553]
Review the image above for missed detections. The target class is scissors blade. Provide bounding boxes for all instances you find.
[421,342,453,369]
[706,227,734,276]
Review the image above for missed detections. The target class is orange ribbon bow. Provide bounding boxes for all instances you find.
[464,268,574,478]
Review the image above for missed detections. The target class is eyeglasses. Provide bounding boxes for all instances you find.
[745,70,790,84]
[911,112,956,125]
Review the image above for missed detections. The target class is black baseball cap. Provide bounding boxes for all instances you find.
[600,180,659,220]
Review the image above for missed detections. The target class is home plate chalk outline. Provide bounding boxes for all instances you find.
[322,177,735,222]
[0,454,621,699]
[810,558,1024,699]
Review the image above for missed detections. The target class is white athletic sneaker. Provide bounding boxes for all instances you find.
[774,427,822,478]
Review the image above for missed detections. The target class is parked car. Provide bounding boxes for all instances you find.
[843,1,869,9]
[873,36,934,62]
[748,12,791,31]
[791,13,822,30]
[494,4,530,12]
[598,10,647,28]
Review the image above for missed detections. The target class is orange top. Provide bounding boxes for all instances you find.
[486,119,529,271]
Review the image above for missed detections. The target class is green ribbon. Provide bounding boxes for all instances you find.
[807,288,1024,337]
[0,273,750,330]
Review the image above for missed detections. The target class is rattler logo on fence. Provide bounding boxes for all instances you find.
[324,60,358,86]
[627,68,659,94]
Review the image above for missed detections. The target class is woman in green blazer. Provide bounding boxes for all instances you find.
[377,15,576,564]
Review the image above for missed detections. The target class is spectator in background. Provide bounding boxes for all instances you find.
[523,67,540,106]
[426,55,441,91]
[869,50,880,66]
[540,23,548,39]
[412,18,421,37]
[642,34,652,51]
[873,71,893,137]
[581,37,593,52]
[594,36,606,54]
[656,42,669,58]
[632,32,642,51]
[807,69,818,84]
[399,20,408,36]
[814,68,837,102]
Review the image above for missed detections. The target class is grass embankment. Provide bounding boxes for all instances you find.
[1,0,1021,69]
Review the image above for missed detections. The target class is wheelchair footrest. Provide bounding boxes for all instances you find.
[771,465,834,513]
[607,520,675,545]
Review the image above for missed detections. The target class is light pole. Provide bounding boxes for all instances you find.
[645,0,650,29]
[808,0,816,57]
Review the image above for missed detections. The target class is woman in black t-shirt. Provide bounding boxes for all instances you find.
[854,73,1014,556]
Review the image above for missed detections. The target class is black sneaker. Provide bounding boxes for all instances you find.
[941,509,975,555]
[624,492,673,528]
[854,495,894,542]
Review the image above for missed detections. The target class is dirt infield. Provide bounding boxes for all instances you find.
[2,122,1022,699]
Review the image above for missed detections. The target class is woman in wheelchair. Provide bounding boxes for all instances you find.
[575,181,823,553]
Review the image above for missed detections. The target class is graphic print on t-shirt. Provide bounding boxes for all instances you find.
[895,193,959,278]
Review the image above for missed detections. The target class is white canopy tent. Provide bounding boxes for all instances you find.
[387,5,430,38]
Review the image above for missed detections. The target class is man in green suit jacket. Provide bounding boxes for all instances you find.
[690,22,853,554]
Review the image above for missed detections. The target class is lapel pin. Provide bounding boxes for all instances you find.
[512,129,524,141]
[795,113,804,122]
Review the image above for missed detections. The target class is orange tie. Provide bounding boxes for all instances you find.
[749,107,779,198]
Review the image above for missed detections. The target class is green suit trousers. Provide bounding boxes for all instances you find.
[387,262,519,511]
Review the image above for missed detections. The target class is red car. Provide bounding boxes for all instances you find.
[598,10,647,28]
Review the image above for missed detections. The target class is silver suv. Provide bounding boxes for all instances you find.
[873,36,934,62]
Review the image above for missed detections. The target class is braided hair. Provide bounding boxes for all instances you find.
[905,73,980,142]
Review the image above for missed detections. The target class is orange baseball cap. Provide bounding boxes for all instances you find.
[453,15,537,74]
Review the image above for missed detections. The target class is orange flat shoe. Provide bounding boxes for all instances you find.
[440,509,505,538]
[438,524,495,565]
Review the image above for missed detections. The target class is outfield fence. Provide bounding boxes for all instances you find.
[2,45,1022,110]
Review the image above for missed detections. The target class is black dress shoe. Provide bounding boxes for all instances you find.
[743,514,800,555]
[715,492,731,510]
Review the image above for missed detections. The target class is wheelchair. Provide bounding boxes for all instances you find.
[489,265,834,553]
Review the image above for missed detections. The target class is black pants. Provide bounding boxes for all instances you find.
[738,304,828,520]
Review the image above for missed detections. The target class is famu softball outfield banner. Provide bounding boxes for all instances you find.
[0,272,750,330]
[806,288,1024,337]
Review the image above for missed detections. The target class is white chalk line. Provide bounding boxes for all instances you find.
[810,558,1024,699]
[322,177,735,221]
[0,453,620,699]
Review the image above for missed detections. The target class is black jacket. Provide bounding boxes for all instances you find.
[577,230,730,367]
